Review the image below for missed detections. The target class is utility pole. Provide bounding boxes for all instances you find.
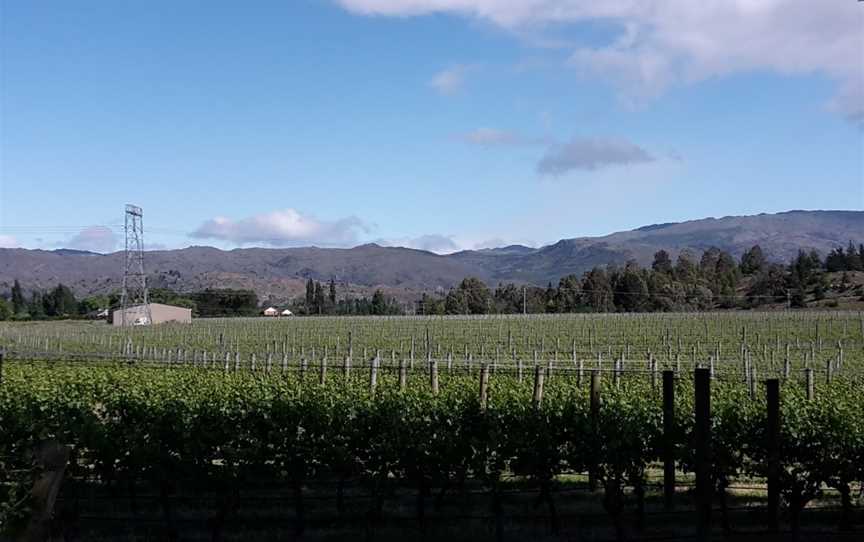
[120,204,150,327]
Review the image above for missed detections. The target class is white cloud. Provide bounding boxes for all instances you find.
[537,137,654,175]
[0,235,19,248]
[190,209,369,247]
[376,234,461,254]
[338,0,864,122]
[62,226,118,253]
[430,65,471,95]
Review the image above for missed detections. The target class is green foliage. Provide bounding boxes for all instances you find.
[190,288,259,317]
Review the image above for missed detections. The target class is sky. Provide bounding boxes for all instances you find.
[1,0,862,254]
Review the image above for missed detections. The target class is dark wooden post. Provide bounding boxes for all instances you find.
[766,379,780,532]
[694,367,712,540]
[20,440,70,542]
[532,364,544,410]
[663,370,675,510]
[589,370,601,492]
[479,363,490,411]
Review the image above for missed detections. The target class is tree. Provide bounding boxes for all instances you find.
[45,283,78,317]
[314,282,325,315]
[0,297,10,320]
[305,279,315,312]
[651,250,673,275]
[846,241,862,271]
[613,262,649,312]
[11,279,25,315]
[825,247,847,272]
[556,275,582,313]
[328,278,337,306]
[740,245,766,275]
[674,250,698,284]
[582,267,614,312]
[446,277,491,314]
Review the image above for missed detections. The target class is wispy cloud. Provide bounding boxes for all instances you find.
[339,0,864,123]
[430,65,472,95]
[60,226,118,253]
[190,209,370,247]
[537,137,655,175]
[376,234,461,254]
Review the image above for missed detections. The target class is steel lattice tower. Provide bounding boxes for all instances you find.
[120,204,150,326]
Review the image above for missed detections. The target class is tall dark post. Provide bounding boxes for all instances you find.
[694,368,712,540]
[663,370,675,510]
[766,379,780,532]
[589,370,601,492]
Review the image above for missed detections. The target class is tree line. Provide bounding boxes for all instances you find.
[1,241,861,320]
[0,283,262,321]
[294,278,404,316]
[419,243,864,315]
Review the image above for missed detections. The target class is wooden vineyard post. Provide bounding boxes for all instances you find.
[300,358,308,381]
[532,364,544,410]
[694,368,712,540]
[234,352,240,372]
[0,349,4,386]
[577,358,584,387]
[430,359,439,395]
[282,353,288,373]
[319,356,327,386]
[589,370,601,492]
[517,357,523,383]
[399,358,408,391]
[766,379,780,533]
[343,356,351,380]
[370,355,379,392]
[479,363,490,411]
[663,370,675,511]
[805,368,814,400]
[783,357,790,380]
[20,440,70,542]
[825,357,833,385]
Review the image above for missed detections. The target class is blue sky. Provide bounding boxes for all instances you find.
[1,0,862,254]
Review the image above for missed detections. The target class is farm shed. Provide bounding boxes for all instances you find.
[263,307,279,317]
[112,303,192,326]
[281,309,293,316]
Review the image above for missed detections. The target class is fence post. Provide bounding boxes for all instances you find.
[805,368,814,400]
[766,379,780,532]
[695,367,712,540]
[479,363,490,411]
[825,357,833,385]
[319,356,327,386]
[343,356,351,380]
[370,355,379,392]
[430,359,439,395]
[0,349,4,386]
[589,370,601,492]
[399,358,408,391]
[663,370,675,511]
[532,364,544,410]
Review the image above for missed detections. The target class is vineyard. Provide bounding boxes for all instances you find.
[1,312,863,541]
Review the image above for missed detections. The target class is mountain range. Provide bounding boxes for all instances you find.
[1,210,861,303]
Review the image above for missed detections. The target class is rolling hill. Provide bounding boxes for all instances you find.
[1,210,861,302]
